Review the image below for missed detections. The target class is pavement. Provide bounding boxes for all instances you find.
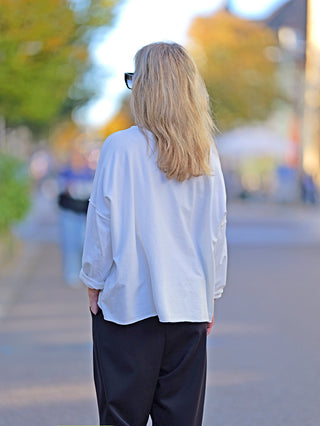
[1,196,320,425]
[0,242,97,426]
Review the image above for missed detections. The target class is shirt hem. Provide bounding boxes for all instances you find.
[99,309,211,325]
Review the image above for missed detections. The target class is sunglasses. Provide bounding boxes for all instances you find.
[124,72,134,90]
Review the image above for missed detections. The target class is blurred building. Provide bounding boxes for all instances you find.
[264,0,306,171]
[222,0,320,201]
[265,0,320,185]
[265,0,306,41]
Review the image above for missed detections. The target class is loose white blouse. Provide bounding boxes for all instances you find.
[80,126,227,325]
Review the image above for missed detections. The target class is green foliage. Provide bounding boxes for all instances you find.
[0,154,31,235]
[0,0,121,133]
[189,11,281,131]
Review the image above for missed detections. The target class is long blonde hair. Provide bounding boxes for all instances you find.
[131,42,215,182]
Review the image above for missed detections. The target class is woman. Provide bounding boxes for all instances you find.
[57,148,93,287]
[80,42,227,426]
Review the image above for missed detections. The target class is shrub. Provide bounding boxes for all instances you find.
[0,153,31,235]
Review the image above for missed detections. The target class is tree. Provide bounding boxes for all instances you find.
[188,11,280,131]
[98,96,134,139]
[0,0,121,134]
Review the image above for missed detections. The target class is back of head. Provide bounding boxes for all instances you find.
[131,42,215,182]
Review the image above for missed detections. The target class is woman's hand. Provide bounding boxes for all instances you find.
[88,288,100,314]
[207,300,216,336]
[207,312,214,335]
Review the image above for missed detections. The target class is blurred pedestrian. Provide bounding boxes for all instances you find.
[57,148,93,287]
[80,42,227,426]
[301,172,317,204]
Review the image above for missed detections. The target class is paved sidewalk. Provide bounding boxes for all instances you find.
[227,200,320,246]
[1,199,320,425]
[228,199,320,226]
[0,242,98,426]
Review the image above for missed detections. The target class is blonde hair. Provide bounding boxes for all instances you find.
[131,42,215,182]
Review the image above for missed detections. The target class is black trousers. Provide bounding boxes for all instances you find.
[91,311,207,426]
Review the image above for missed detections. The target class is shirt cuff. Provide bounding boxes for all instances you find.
[214,288,224,299]
[79,269,105,290]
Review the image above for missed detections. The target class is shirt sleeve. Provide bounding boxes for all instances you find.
[212,149,227,300]
[79,200,113,290]
[213,213,227,299]
[79,138,116,290]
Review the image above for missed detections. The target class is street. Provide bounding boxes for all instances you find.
[1,199,320,425]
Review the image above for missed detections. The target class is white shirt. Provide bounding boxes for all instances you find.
[80,126,227,325]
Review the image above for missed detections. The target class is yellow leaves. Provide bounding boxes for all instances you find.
[189,10,276,73]
[70,46,88,62]
[45,37,64,51]
[98,96,134,139]
[50,120,81,157]
[99,110,133,139]
[187,10,279,130]
[190,11,274,47]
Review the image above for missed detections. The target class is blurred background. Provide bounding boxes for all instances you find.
[1,0,320,425]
